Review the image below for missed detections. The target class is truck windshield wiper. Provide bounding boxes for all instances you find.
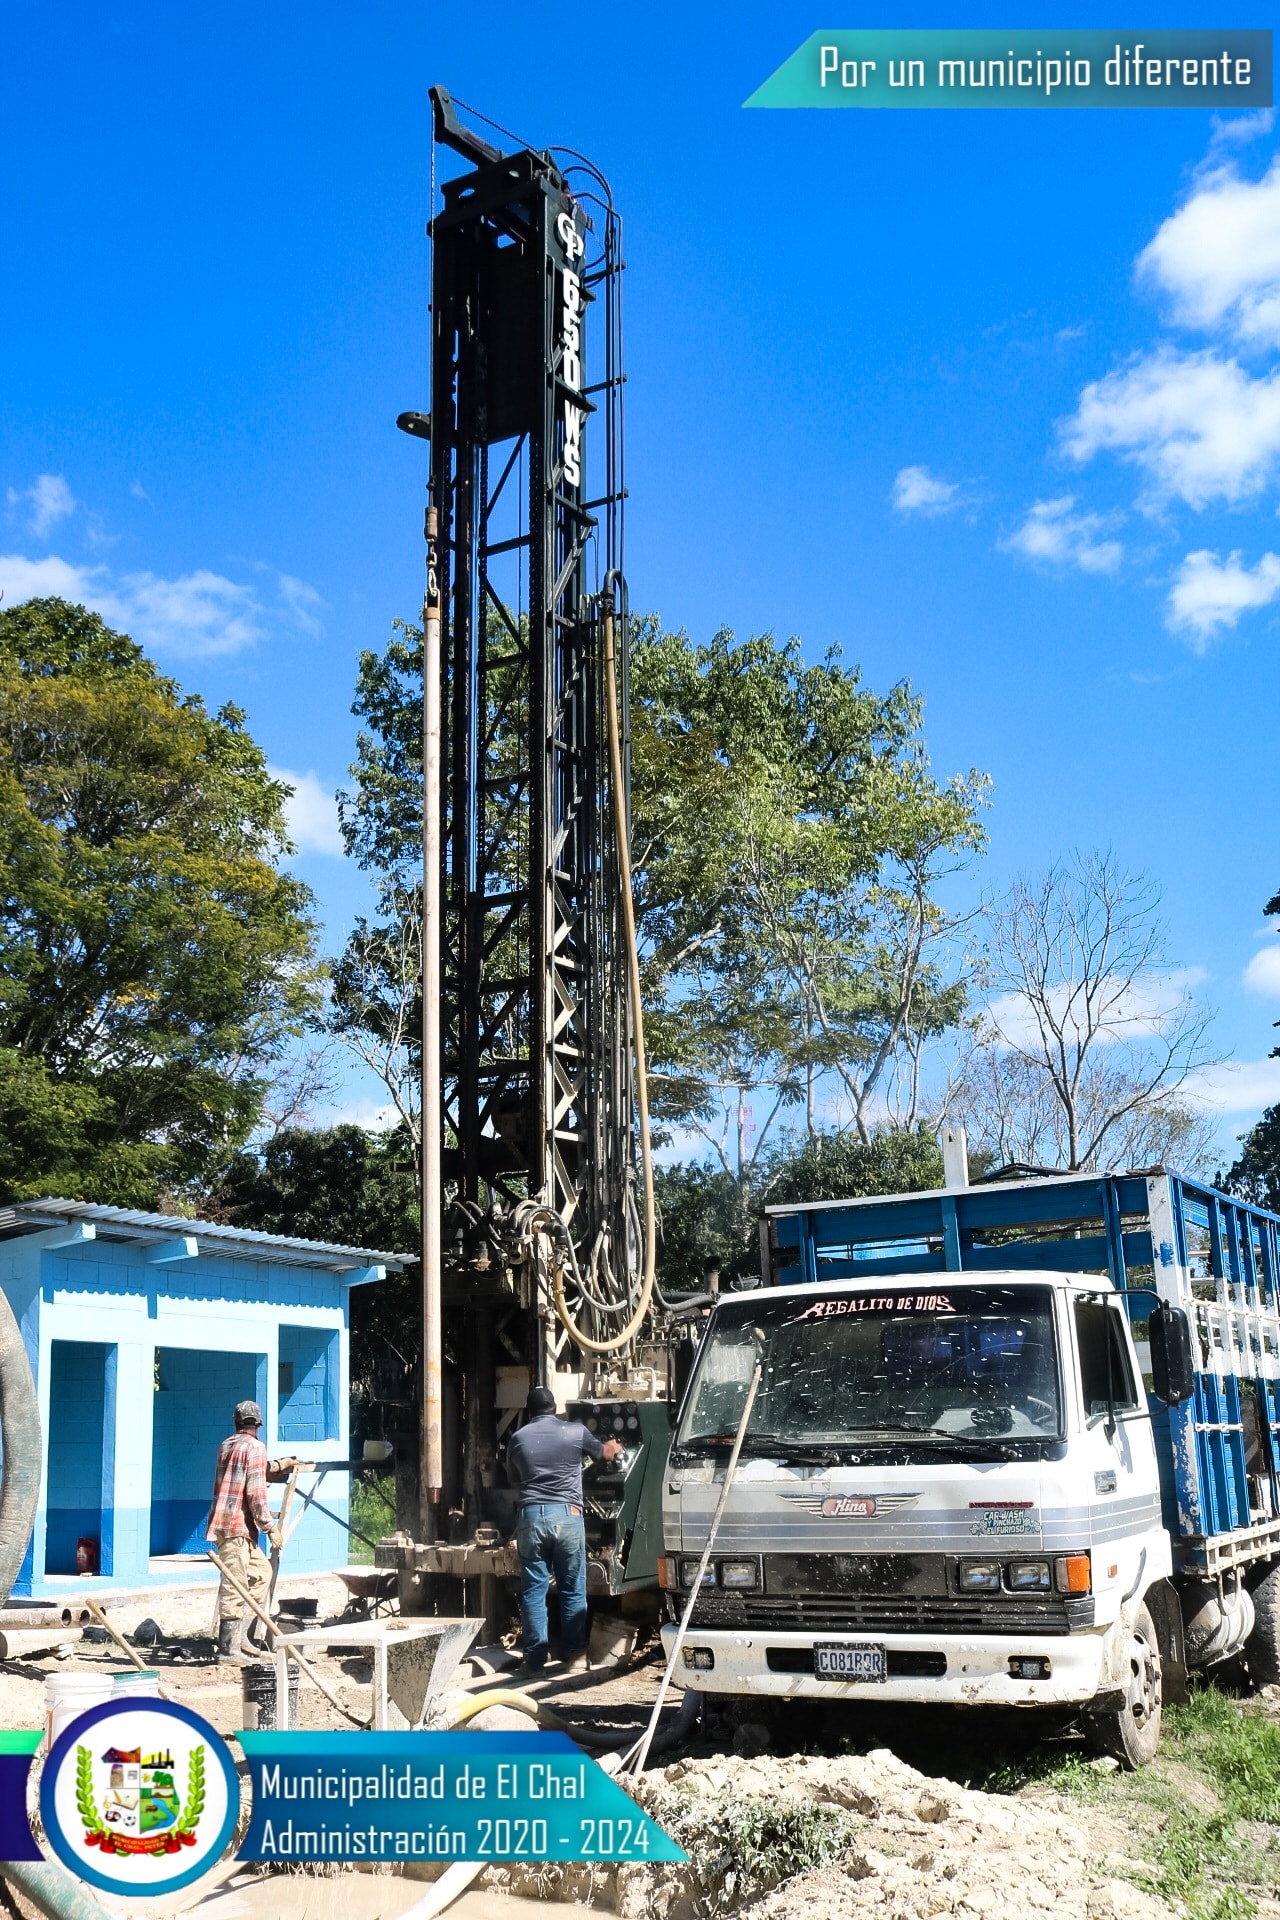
[739,1435,841,1463]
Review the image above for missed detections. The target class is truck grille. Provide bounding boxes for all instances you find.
[680,1593,1093,1635]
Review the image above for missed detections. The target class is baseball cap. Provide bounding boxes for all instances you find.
[526,1386,556,1415]
[234,1399,264,1428]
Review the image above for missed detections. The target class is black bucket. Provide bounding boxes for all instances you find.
[241,1660,299,1731]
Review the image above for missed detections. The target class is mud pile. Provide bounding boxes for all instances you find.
[489,1745,1172,1918]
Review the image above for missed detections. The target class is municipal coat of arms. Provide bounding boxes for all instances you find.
[76,1741,204,1858]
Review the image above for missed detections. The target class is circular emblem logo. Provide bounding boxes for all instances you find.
[41,1698,240,1897]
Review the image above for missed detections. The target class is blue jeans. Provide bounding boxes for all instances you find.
[516,1504,588,1667]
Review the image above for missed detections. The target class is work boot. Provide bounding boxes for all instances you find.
[216,1619,246,1666]
[246,1612,275,1654]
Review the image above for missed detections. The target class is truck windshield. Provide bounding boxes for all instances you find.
[676,1284,1061,1447]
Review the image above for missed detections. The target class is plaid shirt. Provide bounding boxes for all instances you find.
[206,1431,272,1541]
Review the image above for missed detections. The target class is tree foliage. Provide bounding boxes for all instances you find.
[0,597,319,1204]
[630,623,987,1165]
[215,1123,420,1393]
[1224,884,1280,1207]
[654,1125,946,1294]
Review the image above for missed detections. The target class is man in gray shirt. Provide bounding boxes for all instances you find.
[507,1386,621,1671]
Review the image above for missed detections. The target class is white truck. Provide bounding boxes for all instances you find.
[660,1168,1280,1765]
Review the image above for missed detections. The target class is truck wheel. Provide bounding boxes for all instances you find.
[1084,1602,1162,1769]
[1246,1563,1280,1688]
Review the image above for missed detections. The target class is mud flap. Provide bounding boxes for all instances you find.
[1143,1578,1188,1705]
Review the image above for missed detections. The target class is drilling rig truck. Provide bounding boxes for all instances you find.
[662,1165,1280,1765]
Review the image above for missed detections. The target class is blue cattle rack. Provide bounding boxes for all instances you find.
[761,1169,1280,1576]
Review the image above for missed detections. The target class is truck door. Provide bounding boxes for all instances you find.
[1072,1295,1159,1594]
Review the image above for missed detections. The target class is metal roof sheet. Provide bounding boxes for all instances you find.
[0,1198,410,1274]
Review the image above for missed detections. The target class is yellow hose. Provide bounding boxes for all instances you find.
[552,602,657,1356]
[448,1688,571,1732]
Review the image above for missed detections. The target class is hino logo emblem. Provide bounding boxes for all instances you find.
[557,208,585,487]
[780,1491,922,1517]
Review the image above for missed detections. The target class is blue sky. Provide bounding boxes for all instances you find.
[4,3,1280,1155]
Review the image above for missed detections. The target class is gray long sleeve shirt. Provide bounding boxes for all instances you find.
[506,1414,604,1509]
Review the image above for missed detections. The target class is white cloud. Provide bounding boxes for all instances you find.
[890,465,958,516]
[1183,1057,1280,1114]
[1166,548,1280,646]
[1243,945,1280,998]
[6,474,77,539]
[984,970,1206,1053]
[0,553,321,657]
[1209,109,1275,151]
[1062,348,1280,509]
[276,572,324,637]
[269,766,345,857]
[999,496,1122,574]
[1139,156,1280,347]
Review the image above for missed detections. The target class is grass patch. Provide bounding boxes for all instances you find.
[1166,1689,1280,1822]
[348,1471,396,1565]
[972,1688,1280,1920]
[652,1792,863,1917]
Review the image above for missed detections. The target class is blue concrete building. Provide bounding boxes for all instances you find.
[0,1199,409,1600]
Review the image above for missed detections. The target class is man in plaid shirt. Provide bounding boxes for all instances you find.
[206,1400,282,1663]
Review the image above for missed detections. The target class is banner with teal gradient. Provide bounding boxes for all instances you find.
[747,30,1272,109]
[238,1731,685,1865]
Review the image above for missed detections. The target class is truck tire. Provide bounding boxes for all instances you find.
[1084,1602,1162,1769]
[1246,1562,1280,1688]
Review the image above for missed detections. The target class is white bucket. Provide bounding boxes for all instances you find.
[44,1672,115,1747]
[112,1668,161,1702]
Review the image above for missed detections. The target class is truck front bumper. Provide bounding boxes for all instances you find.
[660,1624,1111,1708]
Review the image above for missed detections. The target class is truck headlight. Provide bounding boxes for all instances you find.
[1006,1560,1052,1592]
[679,1560,716,1590]
[958,1560,1002,1593]
[717,1559,760,1590]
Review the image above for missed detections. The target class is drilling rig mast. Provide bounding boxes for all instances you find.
[381,90,666,1620]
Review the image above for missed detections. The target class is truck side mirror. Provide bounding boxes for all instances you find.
[1149,1302,1196,1406]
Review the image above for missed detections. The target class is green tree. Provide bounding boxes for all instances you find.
[335,615,988,1220]
[653,1125,948,1295]
[1225,886,1280,1208]
[214,1124,419,1395]
[630,623,987,1166]
[0,597,319,1205]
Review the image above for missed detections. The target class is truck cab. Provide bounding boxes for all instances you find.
[661,1169,1280,1764]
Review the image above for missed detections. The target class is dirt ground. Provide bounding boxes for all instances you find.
[9,1579,1276,1919]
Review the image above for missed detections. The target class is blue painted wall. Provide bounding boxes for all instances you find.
[0,1222,376,1596]
[278,1325,337,1446]
[150,1347,264,1554]
[45,1341,108,1574]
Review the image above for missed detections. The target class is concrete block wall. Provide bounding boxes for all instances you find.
[278,1324,337,1446]
[45,1341,107,1574]
[0,1229,366,1596]
[151,1347,264,1554]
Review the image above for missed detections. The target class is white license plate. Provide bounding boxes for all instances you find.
[813,1641,886,1682]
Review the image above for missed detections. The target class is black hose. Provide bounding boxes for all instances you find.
[0,1285,41,1603]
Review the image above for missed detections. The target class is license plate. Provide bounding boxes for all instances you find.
[813,1640,886,1682]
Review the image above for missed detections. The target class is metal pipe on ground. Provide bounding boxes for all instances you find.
[0,1860,112,1920]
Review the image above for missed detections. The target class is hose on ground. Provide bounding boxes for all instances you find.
[552,592,657,1356]
[450,1681,700,1758]
[0,1284,42,1603]
[0,1860,112,1920]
